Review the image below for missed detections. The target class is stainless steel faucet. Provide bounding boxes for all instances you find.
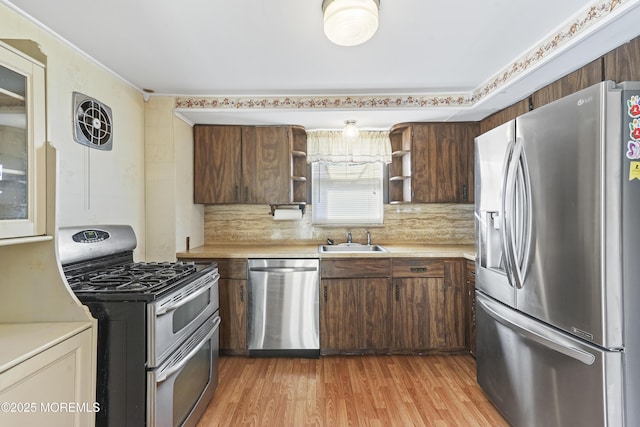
[346,231,352,244]
[366,230,371,245]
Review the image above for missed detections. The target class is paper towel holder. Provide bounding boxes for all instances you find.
[269,203,306,216]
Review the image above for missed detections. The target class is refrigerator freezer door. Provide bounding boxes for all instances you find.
[514,81,623,348]
[476,292,623,427]
[475,120,516,307]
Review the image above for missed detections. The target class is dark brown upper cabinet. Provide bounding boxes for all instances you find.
[194,125,291,204]
[389,122,477,204]
[411,123,478,204]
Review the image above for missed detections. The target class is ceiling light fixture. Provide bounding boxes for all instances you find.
[343,120,360,140]
[322,0,380,47]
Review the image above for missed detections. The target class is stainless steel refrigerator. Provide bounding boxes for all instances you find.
[475,80,640,427]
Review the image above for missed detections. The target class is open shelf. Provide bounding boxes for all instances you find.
[388,124,413,204]
[290,126,308,203]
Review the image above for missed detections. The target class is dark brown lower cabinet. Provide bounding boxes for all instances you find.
[218,278,247,355]
[443,260,466,351]
[391,276,443,351]
[390,259,465,353]
[216,259,248,355]
[320,257,468,355]
[359,279,391,350]
[466,259,477,357]
[320,278,390,353]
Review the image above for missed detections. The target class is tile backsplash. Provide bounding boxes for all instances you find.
[204,203,474,245]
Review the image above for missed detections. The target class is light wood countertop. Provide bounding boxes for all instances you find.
[177,243,475,261]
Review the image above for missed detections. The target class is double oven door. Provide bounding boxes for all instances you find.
[147,313,221,427]
[147,266,220,427]
[147,268,220,367]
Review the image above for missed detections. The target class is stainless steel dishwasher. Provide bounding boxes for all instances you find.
[247,259,320,357]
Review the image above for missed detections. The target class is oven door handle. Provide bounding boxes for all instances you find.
[156,316,221,383]
[155,273,219,315]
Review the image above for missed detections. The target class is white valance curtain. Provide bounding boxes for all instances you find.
[306,130,392,163]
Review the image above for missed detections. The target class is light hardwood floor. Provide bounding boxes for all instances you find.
[197,354,508,427]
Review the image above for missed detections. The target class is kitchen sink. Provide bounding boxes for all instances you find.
[318,244,388,253]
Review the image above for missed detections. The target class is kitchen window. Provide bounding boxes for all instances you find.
[311,161,384,225]
[307,129,391,225]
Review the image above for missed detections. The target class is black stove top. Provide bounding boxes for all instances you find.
[59,225,216,302]
[65,261,197,295]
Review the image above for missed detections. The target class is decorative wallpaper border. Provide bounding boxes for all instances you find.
[175,0,630,112]
[175,93,475,109]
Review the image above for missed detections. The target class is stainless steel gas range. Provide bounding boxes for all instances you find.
[58,225,220,427]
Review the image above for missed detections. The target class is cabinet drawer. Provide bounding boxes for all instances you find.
[214,259,247,279]
[321,258,391,278]
[392,259,444,278]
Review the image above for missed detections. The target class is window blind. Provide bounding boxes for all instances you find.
[311,162,383,225]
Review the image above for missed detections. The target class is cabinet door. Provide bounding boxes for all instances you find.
[320,278,390,353]
[194,126,242,203]
[0,43,46,239]
[359,278,391,350]
[242,126,290,204]
[466,260,477,357]
[392,277,443,351]
[219,278,247,354]
[443,260,466,350]
[320,279,359,352]
[0,329,94,427]
[412,123,476,203]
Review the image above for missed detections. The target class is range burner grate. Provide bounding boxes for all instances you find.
[66,261,197,293]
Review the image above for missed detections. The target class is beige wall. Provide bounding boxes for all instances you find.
[145,97,203,261]
[1,4,147,259]
[173,108,205,254]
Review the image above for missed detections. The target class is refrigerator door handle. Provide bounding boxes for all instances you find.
[500,139,517,288]
[502,137,532,290]
[514,137,533,288]
[478,295,596,365]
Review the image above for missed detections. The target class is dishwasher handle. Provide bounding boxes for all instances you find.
[249,266,318,273]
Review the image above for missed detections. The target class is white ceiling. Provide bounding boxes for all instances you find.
[4,0,640,129]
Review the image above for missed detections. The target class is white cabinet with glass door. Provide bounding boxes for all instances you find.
[0,41,46,240]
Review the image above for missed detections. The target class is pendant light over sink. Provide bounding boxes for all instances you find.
[322,0,380,46]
